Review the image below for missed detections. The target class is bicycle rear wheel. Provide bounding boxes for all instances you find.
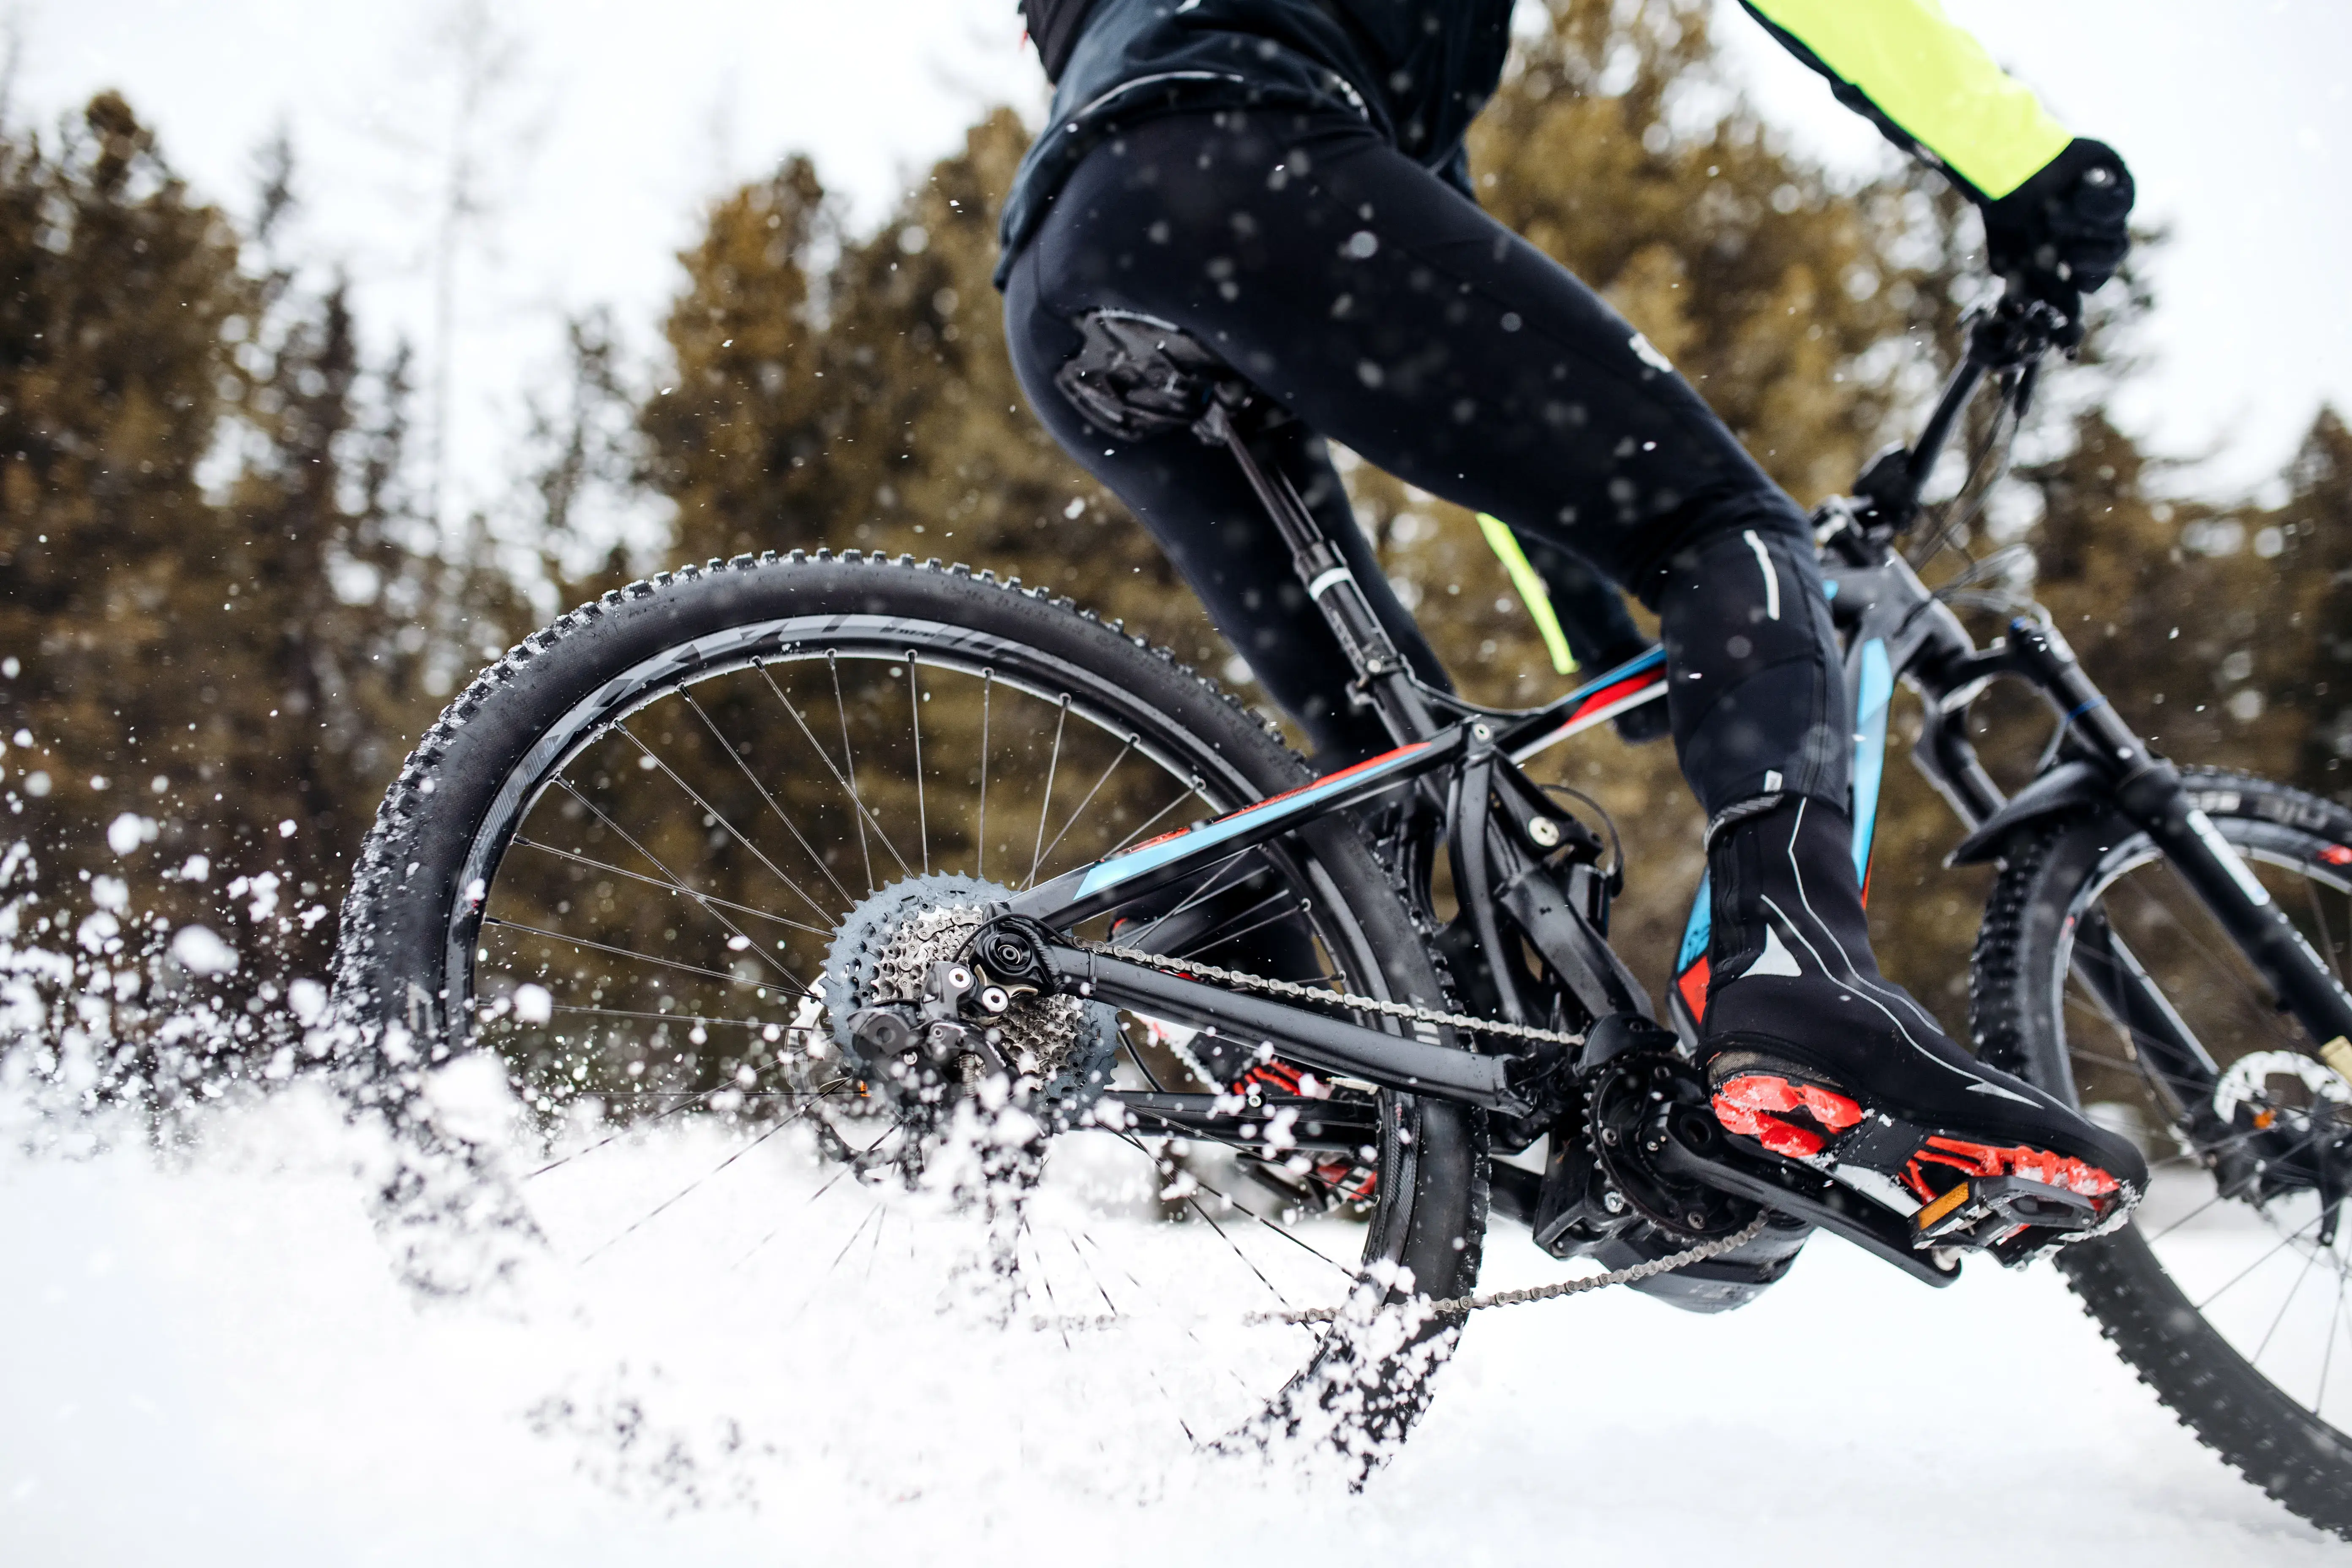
[1974,772,2352,1535]
[333,551,1487,1460]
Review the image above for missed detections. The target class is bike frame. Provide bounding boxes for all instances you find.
[994,298,2352,1233]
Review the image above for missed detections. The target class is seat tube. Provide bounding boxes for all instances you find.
[1197,403,1440,744]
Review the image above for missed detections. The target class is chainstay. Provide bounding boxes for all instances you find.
[1081,942,1585,1049]
[1244,1212,1772,1326]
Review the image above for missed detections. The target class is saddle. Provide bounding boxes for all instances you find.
[1053,309,1277,442]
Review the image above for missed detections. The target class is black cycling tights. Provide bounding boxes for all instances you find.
[1002,109,1847,817]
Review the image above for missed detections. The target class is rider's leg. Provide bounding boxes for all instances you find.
[1004,270,1450,765]
[1005,109,2143,1219]
[1009,109,1813,771]
[1512,532,1650,675]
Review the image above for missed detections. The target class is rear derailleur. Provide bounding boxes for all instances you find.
[843,960,1016,1118]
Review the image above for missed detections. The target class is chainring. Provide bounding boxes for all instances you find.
[1587,1049,1758,1241]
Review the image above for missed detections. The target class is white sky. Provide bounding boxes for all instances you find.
[18,0,2352,534]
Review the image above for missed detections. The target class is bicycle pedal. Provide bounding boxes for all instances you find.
[1911,1172,2102,1250]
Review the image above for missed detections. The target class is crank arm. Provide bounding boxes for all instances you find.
[1651,1106,1959,1288]
[1108,1092,1381,1157]
[1000,934,1532,1115]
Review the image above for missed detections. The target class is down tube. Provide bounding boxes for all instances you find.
[1667,637,1893,1037]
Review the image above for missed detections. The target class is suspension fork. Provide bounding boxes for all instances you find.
[2002,618,2352,1060]
[1909,633,2234,1137]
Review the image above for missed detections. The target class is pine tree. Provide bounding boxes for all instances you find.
[2261,409,2352,800]
[0,95,523,1087]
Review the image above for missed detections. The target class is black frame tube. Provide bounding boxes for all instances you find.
[1034,940,1529,1113]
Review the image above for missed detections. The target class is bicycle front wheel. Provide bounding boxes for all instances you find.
[333,550,1487,1461]
[1974,771,2352,1535]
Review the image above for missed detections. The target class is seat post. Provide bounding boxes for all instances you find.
[1193,400,1441,746]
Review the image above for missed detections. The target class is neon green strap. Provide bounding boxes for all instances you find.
[1476,513,1576,675]
[1745,0,2069,199]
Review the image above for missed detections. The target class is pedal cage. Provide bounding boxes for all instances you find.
[1912,1172,2102,1260]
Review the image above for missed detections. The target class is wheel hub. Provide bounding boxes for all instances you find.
[821,874,1116,1114]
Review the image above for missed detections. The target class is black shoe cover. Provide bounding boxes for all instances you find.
[1699,795,2146,1245]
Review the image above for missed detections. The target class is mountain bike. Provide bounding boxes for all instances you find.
[335,287,2352,1532]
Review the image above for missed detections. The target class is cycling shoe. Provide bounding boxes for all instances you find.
[1698,795,2145,1252]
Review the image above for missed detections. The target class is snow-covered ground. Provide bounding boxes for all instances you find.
[2,1089,2336,1566]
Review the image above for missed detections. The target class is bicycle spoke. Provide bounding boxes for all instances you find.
[977,668,991,879]
[1034,733,1137,876]
[2143,1124,2332,1244]
[481,914,797,995]
[2130,877,2289,1041]
[1181,1190,1292,1309]
[525,1093,706,1180]
[2058,1007,2194,1086]
[675,686,858,910]
[548,1002,791,1030]
[525,1083,850,1181]
[824,1202,886,1279]
[542,779,810,996]
[1028,694,1071,890]
[1176,891,1306,963]
[1074,1226,1270,1400]
[909,653,930,876]
[580,1097,833,1263]
[601,733,836,950]
[558,773,825,931]
[1113,1128,1354,1279]
[2255,1228,2328,1366]
[512,836,832,937]
[752,657,913,889]
[1117,849,1263,952]
[2320,1252,2352,1414]
[730,1126,895,1271]
[1018,1216,1078,1350]
[829,651,880,893]
[2197,1209,2329,1312]
[1100,776,1211,859]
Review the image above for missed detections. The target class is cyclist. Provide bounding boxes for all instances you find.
[997,0,2146,1230]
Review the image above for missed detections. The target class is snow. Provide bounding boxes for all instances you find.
[166,925,239,977]
[2,1090,2337,1565]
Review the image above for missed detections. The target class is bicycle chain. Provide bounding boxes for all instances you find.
[1080,945,1764,1326]
[1080,942,1586,1049]
[1243,1212,1772,1326]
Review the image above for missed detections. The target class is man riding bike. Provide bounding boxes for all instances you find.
[996,0,2146,1231]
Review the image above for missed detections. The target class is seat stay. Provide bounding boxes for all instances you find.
[1007,729,1467,929]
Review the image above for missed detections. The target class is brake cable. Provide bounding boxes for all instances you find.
[1906,359,2036,574]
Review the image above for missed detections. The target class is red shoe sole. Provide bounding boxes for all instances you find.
[1710,1073,1863,1159]
[1710,1073,2123,1203]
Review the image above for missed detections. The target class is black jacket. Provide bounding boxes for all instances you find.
[997,0,1514,285]
[999,0,2107,290]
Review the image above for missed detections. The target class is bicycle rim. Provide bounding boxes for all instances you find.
[433,601,1446,1448]
[2049,817,2352,1430]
